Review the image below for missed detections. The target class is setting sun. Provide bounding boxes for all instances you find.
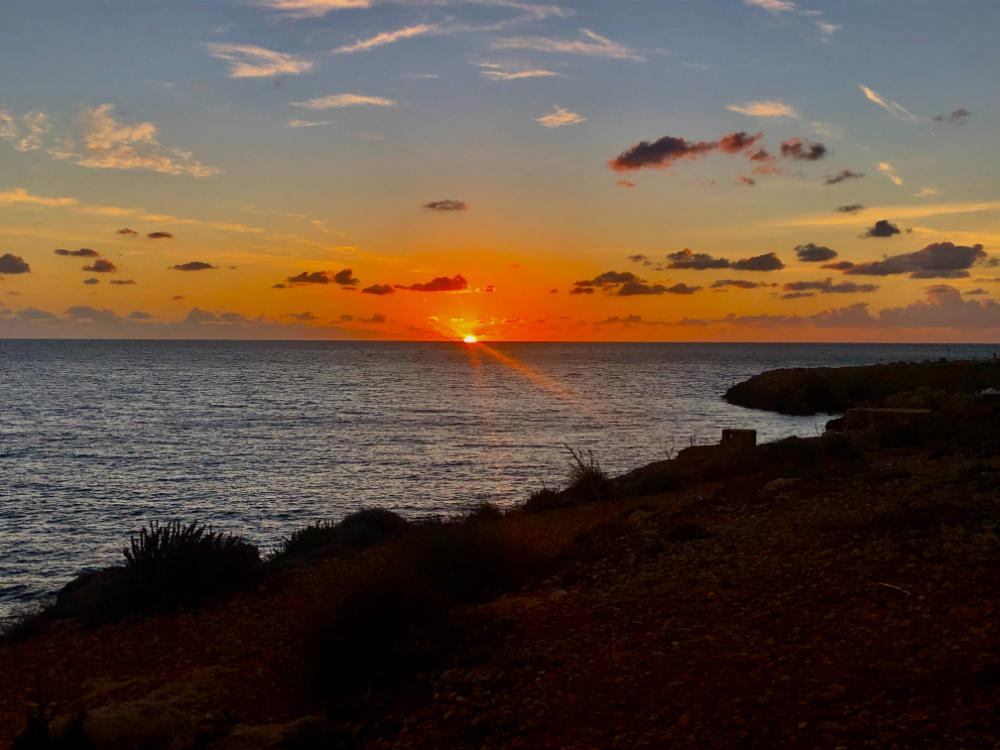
[463,335,478,344]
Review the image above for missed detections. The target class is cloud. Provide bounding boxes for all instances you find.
[536,105,585,128]
[334,24,438,53]
[822,261,855,271]
[256,0,372,17]
[396,274,468,292]
[878,285,1000,328]
[664,249,730,270]
[333,268,359,286]
[794,243,837,262]
[83,278,99,285]
[965,288,988,296]
[477,62,561,81]
[780,137,826,161]
[934,108,970,124]
[286,119,335,128]
[287,270,333,284]
[744,0,796,11]
[862,219,901,238]
[597,314,644,325]
[608,130,762,172]
[423,199,468,211]
[732,252,785,271]
[711,279,773,289]
[147,231,173,239]
[205,43,313,78]
[627,254,651,266]
[569,286,594,295]
[771,199,1000,229]
[0,187,78,207]
[83,259,117,273]
[824,169,864,185]
[616,180,636,188]
[51,104,221,178]
[836,204,864,214]
[54,247,100,257]
[845,241,987,278]
[878,162,903,186]
[726,100,799,118]
[361,313,387,324]
[286,311,318,321]
[574,270,639,287]
[362,283,395,295]
[110,279,137,285]
[0,253,31,274]
[914,187,940,199]
[292,93,396,109]
[173,261,217,271]
[0,110,49,152]
[116,227,139,237]
[858,84,920,121]
[492,29,642,61]
[738,176,756,186]
[783,278,878,294]
[618,281,701,296]
[128,311,153,320]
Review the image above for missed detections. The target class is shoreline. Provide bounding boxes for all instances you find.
[2,358,999,748]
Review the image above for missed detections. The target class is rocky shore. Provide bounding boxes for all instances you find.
[2,360,998,749]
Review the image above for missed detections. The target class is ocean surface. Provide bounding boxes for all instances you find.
[1,340,996,615]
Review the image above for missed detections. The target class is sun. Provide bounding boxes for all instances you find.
[463,334,478,344]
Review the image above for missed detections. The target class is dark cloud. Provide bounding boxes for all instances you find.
[396,274,468,292]
[110,279,137,286]
[780,292,814,300]
[597,314,643,325]
[711,279,773,289]
[360,313,387,324]
[147,231,174,239]
[780,137,827,161]
[795,243,838,263]
[83,278,99,285]
[823,261,856,271]
[0,254,31,274]
[570,287,594,295]
[174,261,217,272]
[836,204,864,214]
[616,281,701,296]
[287,312,318,321]
[738,176,756,186]
[362,283,395,295]
[616,180,636,188]
[934,108,970,124]
[628,254,652,266]
[824,169,864,185]
[272,283,287,289]
[608,131,762,172]
[116,227,139,237]
[17,308,57,321]
[575,270,640,288]
[287,271,331,284]
[66,306,122,323]
[333,268,359,286]
[845,242,987,278]
[664,249,730,270]
[784,278,879,294]
[128,311,153,320]
[171,295,184,300]
[862,219,901,238]
[423,200,467,211]
[83,259,117,273]
[55,248,100,257]
[965,288,988,296]
[731,252,784,271]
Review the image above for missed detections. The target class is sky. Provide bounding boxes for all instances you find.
[1,0,999,342]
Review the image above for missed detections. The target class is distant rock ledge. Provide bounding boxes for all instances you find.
[724,357,1000,416]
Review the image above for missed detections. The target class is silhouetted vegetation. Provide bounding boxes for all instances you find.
[565,447,613,502]
[462,501,505,524]
[524,487,565,513]
[273,508,410,561]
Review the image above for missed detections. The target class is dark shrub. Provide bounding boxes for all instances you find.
[274,508,410,561]
[524,488,565,514]
[463,502,505,524]
[566,447,613,502]
[627,468,684,497]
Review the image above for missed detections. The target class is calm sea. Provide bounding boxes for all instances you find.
[1,340,995,615]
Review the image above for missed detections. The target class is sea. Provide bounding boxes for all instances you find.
[1,340,996,615]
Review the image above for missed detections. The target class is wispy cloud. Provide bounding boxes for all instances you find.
[536,105,585,128]
[769,200,1000,228]
[286,119,335,128]
[0,110,50,152]
[334,24,438,54]
[50,104,221,178]
[257,0,371,17]
[0,187,78,207]
[878,161,903,186]
[476,61,561,81]
[492,29,642,61]
[205,43,313,78]
[292,93,396,109]
[858,84,920,121]
[744,0,796,12]
[727,100,799,118]
[914,186,940,198]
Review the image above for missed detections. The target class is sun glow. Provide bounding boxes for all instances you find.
[463,334,478,344]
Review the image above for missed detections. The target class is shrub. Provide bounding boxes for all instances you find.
[463,502,505,524]
[274,508,410,561]
[524,487,564,514]
[565,447,613,503]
